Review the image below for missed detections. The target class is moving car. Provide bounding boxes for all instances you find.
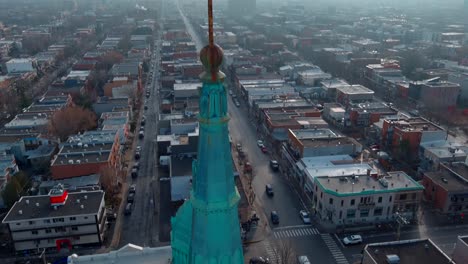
[234,99,240,107]
[270,211,279,225]
[343,235,363,245]
[297,256,311,264]
[299,210,311,224]
[265,184,274,197]
[249,257,270,264]
[269,160,279,171]
[228,89,233,95]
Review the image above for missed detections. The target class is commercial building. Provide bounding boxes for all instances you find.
[50,131,121,179]
[361,239,454,264]
[422,161,468,219]
[314,171,423,226]
[2,187,106,252]
[409,79,460,109]
[336,85,374,106]
[6,58,36,74]
[381,117,447,159]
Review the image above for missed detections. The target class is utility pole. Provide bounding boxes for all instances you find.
[395,211,409,241]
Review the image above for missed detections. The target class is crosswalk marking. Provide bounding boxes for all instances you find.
[272,227,320,239]
[320,234,349,264]
[263,240,279,264]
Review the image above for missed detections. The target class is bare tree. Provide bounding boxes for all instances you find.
[271,239,297,264]
[48,106,97,141]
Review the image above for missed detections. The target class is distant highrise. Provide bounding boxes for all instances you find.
[227,0,256,18]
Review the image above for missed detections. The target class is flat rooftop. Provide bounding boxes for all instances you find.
[2,191,104,222]
[388,118,444,132]
[301,137,356,148]
[173,82,201,90]
[337,84,374,95]
[364,239,452,264]
[425,162,468,191]
[317,171,423,196]
[291,128,341,140]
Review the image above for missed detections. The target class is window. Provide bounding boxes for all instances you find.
[320,192,323,198]
[399,194,407,200]
[55,227,66,233]
[350,199,355,206]
[70,217,76,221]
[74,236,80,241]
[72,227,78,231]
[53,218,64,223]
[43,219,50,224]
[387,207,390,215]
[45,229,52,234]
[389,196,392,202]
[29,221,35,225]
[339,211,343,219]
[329,198,334,205]
[32,230,38,235]
[346,209,356,219]
[374,207,383,216]
[47,239,54,244]
[378,197,382,203]
[84,216,88,220]
[412,193,417,199]
[360,209,369,217]
[16,223,21,226]
[360,197,364,203]
[341,200,344,207]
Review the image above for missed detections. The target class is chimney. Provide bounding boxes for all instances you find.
[18,210,22,215]
[84,195,88,200]
[80,205,84,210]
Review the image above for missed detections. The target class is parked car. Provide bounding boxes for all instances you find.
[343,235,363,245]
[261,146,268,153]
[129,184,136,193]
[270,160,279,171]
[133,162,140,170]
[136,146,142,152]
[144,105,148,110]
[127,193,135,203]
[249,257,270,264]
[265,184,274,197]
[228,90,233,95]
[236,143,242,152]
[234,100,240,107]
[134,152,141,160]
[299,210,311,224]
[141,119,146,126]
[270,211,279,225]
[297,256,311,264]
[124,203,132,215]
[139,131,144,139]
[257,140,264,147]
[131,168,138,178]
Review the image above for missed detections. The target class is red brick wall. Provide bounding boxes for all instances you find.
[287,129,304,157]
[51,161,109,179]
[422,175,448,212]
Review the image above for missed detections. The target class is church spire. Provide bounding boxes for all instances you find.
[170,0,244,263]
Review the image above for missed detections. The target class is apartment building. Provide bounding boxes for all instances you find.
[2,186,106,252]
[313,171,423,227]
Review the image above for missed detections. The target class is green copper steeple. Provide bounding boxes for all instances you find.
[170,1,244,263]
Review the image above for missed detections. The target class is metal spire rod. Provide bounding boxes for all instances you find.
[208,0,214,48]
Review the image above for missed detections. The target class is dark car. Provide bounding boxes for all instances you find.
[131,168,138,178]
[249,256,270,264]
[134,152,141,160]
[270,160,279,171]
[138,131,144,139]
[141,119,146,126]
[266,184,274,197]
[124,203,132,215]
[270,211,279,225]
[127,193,135,203]
[129,184,136,193]
[133,162,140,170]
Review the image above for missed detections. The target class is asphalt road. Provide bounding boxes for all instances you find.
[119,32,162,248]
